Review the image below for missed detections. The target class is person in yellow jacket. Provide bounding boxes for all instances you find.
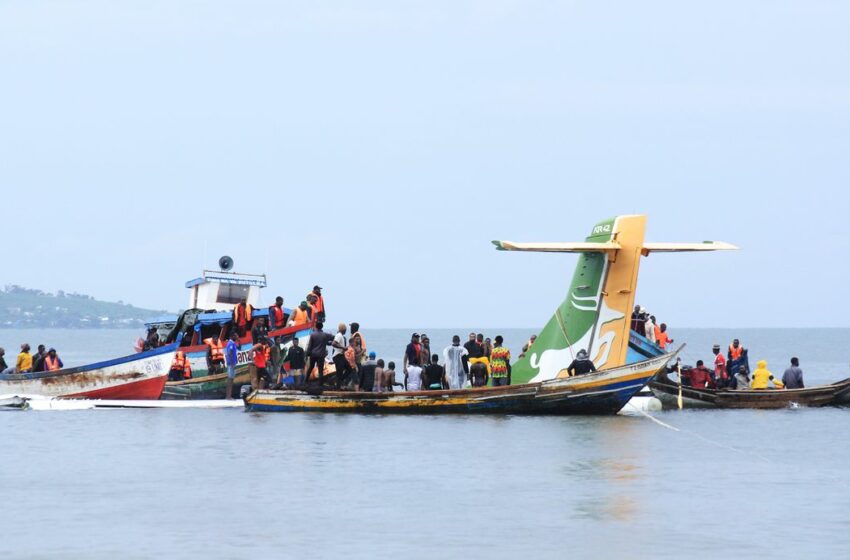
[751,360,785,389]
[16,343,33,373]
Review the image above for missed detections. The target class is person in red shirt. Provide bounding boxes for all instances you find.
[712,344,728,388]
[687,360,715,389]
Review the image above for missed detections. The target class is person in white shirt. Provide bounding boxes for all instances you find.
[405,364,423,391]
[443,335,469,389]
[331,323,349,389]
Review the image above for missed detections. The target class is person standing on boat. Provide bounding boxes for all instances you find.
[251,317,269,344]
[331,323,349,389]
[419,334,432,367]
[204,336,226,374]
[350,322,366,366]
[311,286,326,323]
[490,336,512,387]
[403,333,422,376]
[360,352,379,392]
[630,305,646,334]
[443,335,469,389]
[268,296,286,331]
[249,337,272,390]
[644,315,657,345]
[43,348,63,371]
[566,350,597,377]
[169,351,191,381]
[462,332,477,376]
[224,332,240,399]
[712,345,728,388]
[422,354,448,390]
[782,357,805,389]
[233,299,254,337]
[285,337,306,388]
[304,322,333,387]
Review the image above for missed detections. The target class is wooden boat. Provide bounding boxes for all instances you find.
[245,351,678,414]
[650,374,850,409]
[0,344,175,400]
[246,214,735,415]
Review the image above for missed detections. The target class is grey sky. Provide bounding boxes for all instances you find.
[2,1,848,328]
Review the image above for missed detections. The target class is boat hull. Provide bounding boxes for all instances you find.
[650,375,850,409]
[245,352,676,415]
[0,345,175,400]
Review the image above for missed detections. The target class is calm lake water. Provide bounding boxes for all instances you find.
[2,328,849,559]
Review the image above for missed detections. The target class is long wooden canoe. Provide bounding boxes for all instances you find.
[244,351,677,415]
[649,375,850,410]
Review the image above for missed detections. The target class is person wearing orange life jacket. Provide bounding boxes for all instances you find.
[43,348,64,372]
[169,351,191,381]
[310,285,326,323]
[204,336,226,374]
[306,294,320,322]
[656,323,673,350]
[288,302,310,327]
[249,337,272,390]
[726,338,749,387]
[268,296,287,331]
[232,299,254,337]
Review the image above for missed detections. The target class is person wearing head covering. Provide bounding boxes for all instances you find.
[16,344,33,373]
[712,344,728,388]
[566,349,597,377]
[751,360,784,389]
[644,315,657,344]
[43,348,64,371]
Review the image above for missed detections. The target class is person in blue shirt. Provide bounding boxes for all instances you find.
[224,332,240,399]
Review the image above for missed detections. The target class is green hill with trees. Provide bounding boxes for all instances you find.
[0,285,171,329]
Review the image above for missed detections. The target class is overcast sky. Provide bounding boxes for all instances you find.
[2,1,848,328]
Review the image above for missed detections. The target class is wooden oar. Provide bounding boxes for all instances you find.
[677,360,683,410]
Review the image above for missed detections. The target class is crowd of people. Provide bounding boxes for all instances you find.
[0,344,64,375]
[677,339,806,391]
[630,305,674,349]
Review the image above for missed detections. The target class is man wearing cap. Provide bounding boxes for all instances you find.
[360,352,379,392]
[311,286,326,323]
[712,344,728,389]
[566,349,597,377]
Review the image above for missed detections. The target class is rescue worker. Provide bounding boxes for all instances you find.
[712,345,728,388]
[566,349,597,376]
[16,344,33,374]
[268,296,287,331]
[224,332,239,399]
[306,293,320,321]
[687,360,714,389]
[288,302,310,327]
[169,351,191,381]
[249,337,272,390]
[751,360,784,389]
[43,348,64,371]
[204,336,226,374]
[656,324,673,350]
[727,338,749,382]
[232,299,254,337]
[310,285,326,323]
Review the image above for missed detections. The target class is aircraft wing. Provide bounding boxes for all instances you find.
[641,241,738,256]
[492,241,621,253]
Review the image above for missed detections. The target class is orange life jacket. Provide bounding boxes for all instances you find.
[657,332,671,349]
[729,344,744,360]
[44,355,62,371]
[292,307,309,326]
[313,293,324,313]
[253,345,270,368]
[205,338,224,361]
[171,352,187,371]
[233,304,253,326]
[270,305,286,329]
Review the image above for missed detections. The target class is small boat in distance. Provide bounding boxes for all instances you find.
[246,214,735,414]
